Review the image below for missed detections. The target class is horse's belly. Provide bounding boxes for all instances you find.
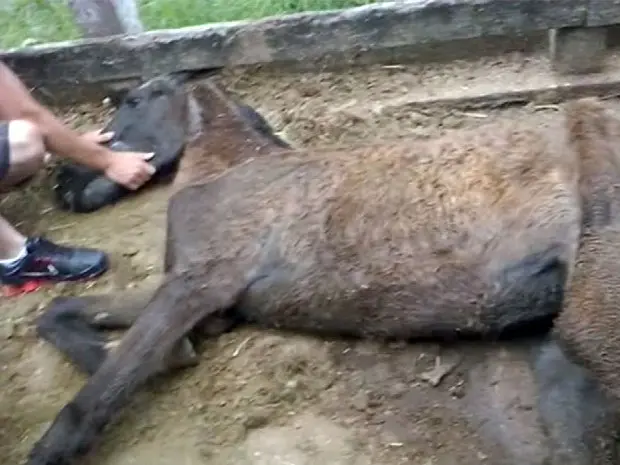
[237,268,483,339]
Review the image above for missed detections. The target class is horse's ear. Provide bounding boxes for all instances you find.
[169,69,220,86]
[169,71,193,85]
[105,87,130,109]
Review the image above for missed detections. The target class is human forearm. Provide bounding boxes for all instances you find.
[0,62,112,172]
[26,109,113,171]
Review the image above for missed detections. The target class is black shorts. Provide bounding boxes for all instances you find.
[0,122,9,181]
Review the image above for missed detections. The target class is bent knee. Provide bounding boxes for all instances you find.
[8,119,46,168]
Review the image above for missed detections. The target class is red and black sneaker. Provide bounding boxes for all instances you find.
[0,237,109,296]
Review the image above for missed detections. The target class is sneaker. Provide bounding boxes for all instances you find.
[0,237,109,290]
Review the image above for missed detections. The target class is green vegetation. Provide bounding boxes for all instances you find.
[1,0,377,49]
[1,0,80,49]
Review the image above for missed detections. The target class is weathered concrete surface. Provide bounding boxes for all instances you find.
[588,0,620,27]
[312,48,620,112]
[0,0,587,104]
[550,27,608,74]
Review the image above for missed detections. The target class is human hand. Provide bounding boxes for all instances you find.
[81,129,115,145]
[80,128,155,190]
[103,150,156,190]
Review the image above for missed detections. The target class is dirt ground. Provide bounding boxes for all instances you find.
[0,61,615,465]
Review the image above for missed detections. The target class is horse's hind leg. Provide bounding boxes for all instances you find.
[36,285,198,376]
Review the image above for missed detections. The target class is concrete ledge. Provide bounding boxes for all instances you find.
[398,77,620,111]
[550,27,608,74]
[313,48,620,112]
[588,0,620,27]
[1,0,587,98]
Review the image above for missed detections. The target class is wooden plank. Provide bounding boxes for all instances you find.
[0,0,587,93]
[587,0,620,27]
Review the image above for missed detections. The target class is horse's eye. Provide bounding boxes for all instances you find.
[125,97,140,107]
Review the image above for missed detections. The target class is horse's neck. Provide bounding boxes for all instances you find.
[173,121,287,191]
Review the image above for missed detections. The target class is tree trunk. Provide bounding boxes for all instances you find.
[67,0,143,38]
[113,0,143,35]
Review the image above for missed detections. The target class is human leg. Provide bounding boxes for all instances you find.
[0,119,48,192]
[0,214,26,260]
[0,120,42,263]
[0,120,109,292]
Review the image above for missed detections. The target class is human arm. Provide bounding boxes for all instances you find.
[0,61,155,189]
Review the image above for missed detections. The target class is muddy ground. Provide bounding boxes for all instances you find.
[0,59,617,465]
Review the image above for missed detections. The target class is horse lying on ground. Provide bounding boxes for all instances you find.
[26,75,620,465]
